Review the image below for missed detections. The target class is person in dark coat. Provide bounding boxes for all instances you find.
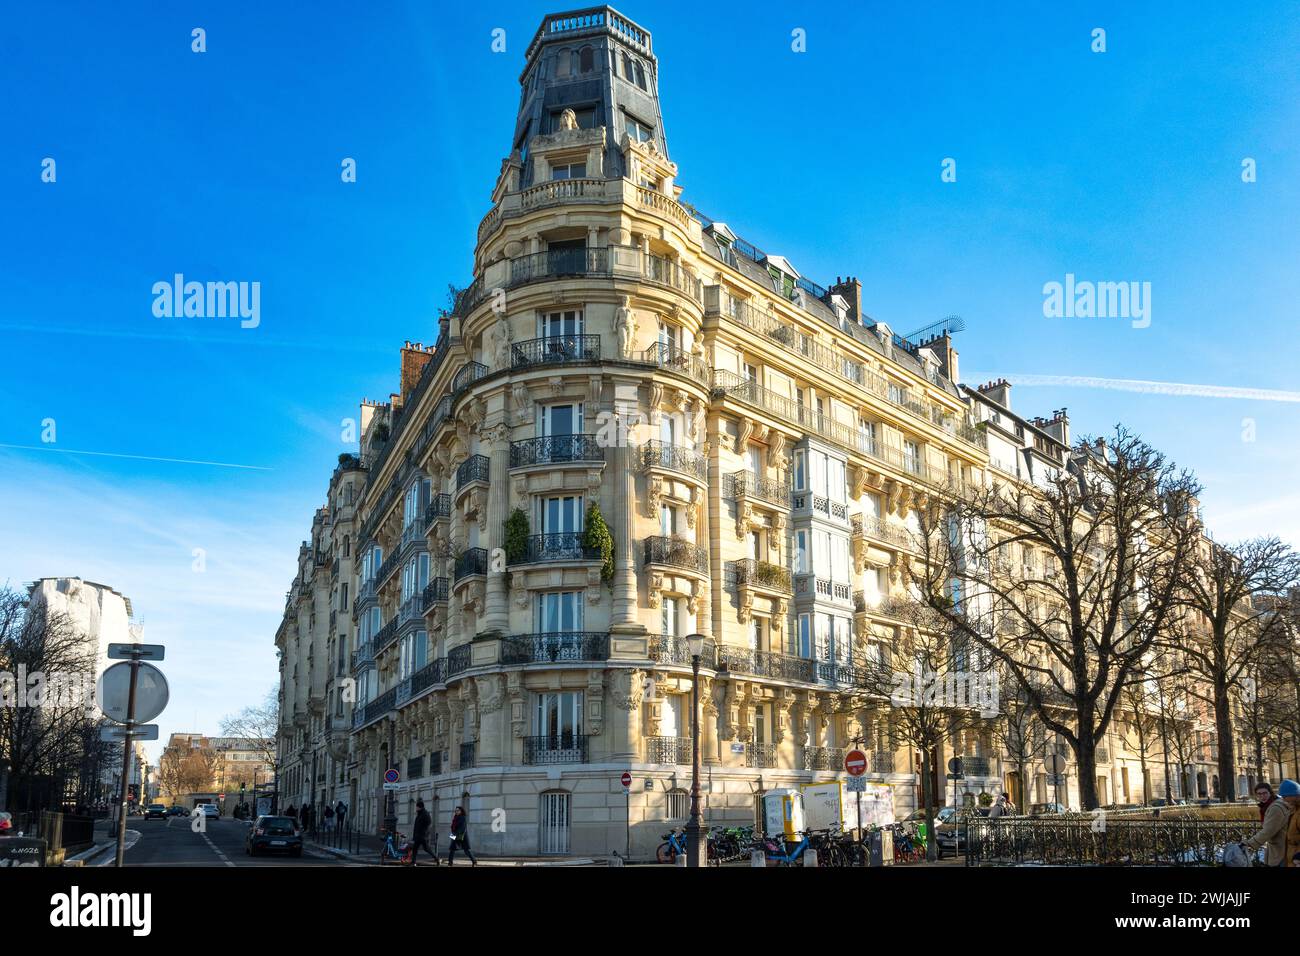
[285,804,298,824]
[410,799,436,865]
[447,805,477,866]
[335,800,347,834]
[323,803,335,830]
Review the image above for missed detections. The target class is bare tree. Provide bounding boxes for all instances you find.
[1177,537,1299,800]
[0,587,101,810]
[991,666,1045,810]
[911,428,1202,810]
[1119,668,1164,805]
[219,689,280,789]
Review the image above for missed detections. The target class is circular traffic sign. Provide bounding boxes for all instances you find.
[620,771,632,788]
[384,768,400,784]
[1045,754,1065,774]
[98,662,169,724]
[844,749,867,776]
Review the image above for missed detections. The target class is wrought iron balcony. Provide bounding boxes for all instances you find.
[511,334,601,368]
[376,551,400,588]
[408,657,445,698]
[501,632,610,664]
[452,361,488,394]
[509,246,611,285]
[643,535,708,574]
[851,513,910,549]
[802,746,846,772]
[459,741,476,769]
[424,493,451,526]
[351,640,375,672]
[717,646,816,683]
[398,595,423,626]
[509,434,604,467]
[522,733,590,765]
[643,252,702,300]
[725,469,790,509]
[422,577,449,611]
[872,752,895,774]
[456,455,489,490]
[640,440,708,480]
[639,341,711,384]
[360,686,397,727]
[453,548,488,582]
[374,618,398,653]
[511,532,599,565]
[730,558,793,594]
[447,643,472,676]
[646,736,692,765]
[648,634,716,667]
[746,742,777,769]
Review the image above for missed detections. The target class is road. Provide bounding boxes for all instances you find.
[111,816,354,867]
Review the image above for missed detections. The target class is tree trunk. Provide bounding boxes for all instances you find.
[1213,676,1236,801]
[920,750,937,862]
[1075,710,1099,810]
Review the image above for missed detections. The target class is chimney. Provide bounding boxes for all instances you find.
[829,276,863,324]
[399,340,436,400]
[978,378,1012,409]
[1041,408,1070,447]
[920,332,960,384]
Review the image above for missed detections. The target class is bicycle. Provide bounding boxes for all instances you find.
[378,828,414,866]
[763,830,812,867]
[656,827,688,864]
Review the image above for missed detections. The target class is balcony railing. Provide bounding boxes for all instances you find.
[851,513,910,549]
[730,558,793,594]
[509,434,604,467]
[424,493,451,526]
[794,574,853,605]
[511,334,601,368]
[643,535,708,574]
[512,532,599,565]
[802,746,846,772]
[792,492,849,523]
[648,634,717,667]
[640,440,708,480]
[459,742,476,769]
[447,643,472,677]
[376,551,400,588]
[646,736,692,765]
[643,253,702,300]
[725,469,790,509]
[522,733,590,765]
[456,455,490,490]
[453,548,488,582]
[422,577,449,610]
[639,341,711,385]
[374,618,398,652]
[501,632,611,664]
[408,657,445,698]
[509,247,611,285]
[361,687,397,727]
[451,361,489,395]
[718,646,816,683]
[746,742,777,769]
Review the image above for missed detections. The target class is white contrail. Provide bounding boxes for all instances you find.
[0,443,272,471]
[986,374,1300,403]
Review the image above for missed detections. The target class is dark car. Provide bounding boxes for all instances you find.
[167,805,188,817]
[935,808,990,857]
[246,815,303,857]
[145,804,167,820]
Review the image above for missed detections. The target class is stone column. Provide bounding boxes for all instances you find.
[482,422,511,634]
[610,380,640,627]
[474,675,504,768]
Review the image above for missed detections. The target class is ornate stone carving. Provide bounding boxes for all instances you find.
[586,670,605,735]
[609,668,646,711]
[512,382,532,425]
[491,317,512,369]
[507,671,526,738]
[559,107,578,130]
[648,383,663,425]
[476,675,504,714]
[645,474,663,518]
[736,417,754,456]
[586,567,602,605]
[615,296,637,358]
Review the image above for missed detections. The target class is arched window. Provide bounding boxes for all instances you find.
[621,50,631,79]
[634,60,647,90]
[579,46,594,73]
[555,48,570,77]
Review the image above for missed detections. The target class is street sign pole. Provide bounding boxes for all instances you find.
[114,655,141,868]
[621,771,632,859]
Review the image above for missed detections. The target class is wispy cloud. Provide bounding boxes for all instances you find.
[0,443,272,471]
[977,374,1300,403]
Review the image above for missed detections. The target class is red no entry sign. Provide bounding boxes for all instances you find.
[620,771,632,788]
[844,750,867,776]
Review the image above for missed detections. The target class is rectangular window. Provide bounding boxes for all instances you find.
[539,402,582,437]
[536,591,583,632]
[532,691,584,739]
[625,114,654,143]
[797,613,812,658]
[662,596,678,636]
[540,309,583,338]
[539,495,582,534]
[795,530,809,574]
[551,161,587,180]
[794,450,806,491]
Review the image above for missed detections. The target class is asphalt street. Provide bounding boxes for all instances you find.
[108,817,353,867]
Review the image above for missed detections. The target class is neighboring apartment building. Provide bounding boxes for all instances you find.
[276,454,366,815]
[271,7,1287,853]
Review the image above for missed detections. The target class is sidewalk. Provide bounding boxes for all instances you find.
[301,829,599,867]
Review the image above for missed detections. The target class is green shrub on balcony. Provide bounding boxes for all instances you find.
[504,508,529,565]
[754,561,792,591]
[584,504,614,582]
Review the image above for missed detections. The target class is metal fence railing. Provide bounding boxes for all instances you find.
[964,817,1260,867]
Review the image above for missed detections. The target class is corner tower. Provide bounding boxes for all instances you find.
[509,7,672,190]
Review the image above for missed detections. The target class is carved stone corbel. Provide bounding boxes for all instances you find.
[736,418,755,456]
[586,670,605,735]
[610,668,646,711]
[647,573,663,608]
[507,671,526,738]
[512,382,533,425]
[648,383,664,426]
[645,474,663,518]
[736,501,752,540]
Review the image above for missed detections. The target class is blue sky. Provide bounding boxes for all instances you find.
[2,1,1297,758]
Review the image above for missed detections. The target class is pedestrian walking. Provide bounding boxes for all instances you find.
[988,793,1012,819]
[447,805,477,866]
[1245,780,1294,866]
[286,804,298,824]
[323,802,334,834]
[335,800,347,834]
[303,802,314,833]
[410,799,437,866]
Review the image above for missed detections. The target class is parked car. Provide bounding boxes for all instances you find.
[935,807,990,857]
[145,804,167,820]
[246,816,303,857]
[200,804,219,820]
[1028,802,1069,816]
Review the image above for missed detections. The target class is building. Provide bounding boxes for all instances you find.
[272,7,1291,854]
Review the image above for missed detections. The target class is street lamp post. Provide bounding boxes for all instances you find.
[684,633,708,868]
